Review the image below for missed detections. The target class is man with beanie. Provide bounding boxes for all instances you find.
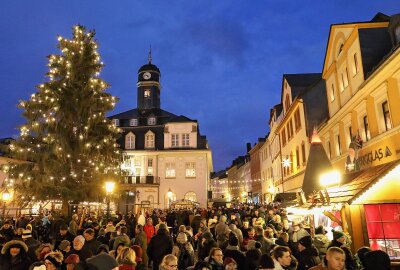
[297,235,321,270]
[328,230,346,248]
[66,235,92,261]
[22,228,41,261]
[224,234,246,270]
[147,223,173,270]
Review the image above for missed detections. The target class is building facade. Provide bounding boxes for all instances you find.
[317,13,400,255]
[276,74,329,193]
[110,56,213,211]
[249,138,265,203]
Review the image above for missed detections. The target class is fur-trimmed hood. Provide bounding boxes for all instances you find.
[1,239,28,254]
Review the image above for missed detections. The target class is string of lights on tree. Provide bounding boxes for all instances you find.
[1,25,123,205]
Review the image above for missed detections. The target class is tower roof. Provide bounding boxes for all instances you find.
[138,48,160,73]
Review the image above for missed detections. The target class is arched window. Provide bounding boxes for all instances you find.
[184,191,197,202]
[125,132,135,149]
[165,192,176,208]
[145,131,155,149]
[338,43,344,56]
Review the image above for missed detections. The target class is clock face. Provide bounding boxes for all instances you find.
[143,72,151,80]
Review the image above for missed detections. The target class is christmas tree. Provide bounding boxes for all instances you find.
[2,25,122,211]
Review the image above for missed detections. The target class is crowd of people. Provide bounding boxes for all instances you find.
[0,204,395,270]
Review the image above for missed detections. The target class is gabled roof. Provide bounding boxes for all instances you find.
[110,108,176,119]
[282,73,322,102]
[322,13,390,77]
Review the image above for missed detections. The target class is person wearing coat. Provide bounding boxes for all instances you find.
[313,226,329,260]
[197,231,217,261]
[172,232,195,270]
[147,223,173,270]
[297,236,321,270]
[223,234,246,270]
[0,239,32,270]
[133,224,148,267]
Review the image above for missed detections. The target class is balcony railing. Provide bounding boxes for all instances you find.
[123,176,160,185]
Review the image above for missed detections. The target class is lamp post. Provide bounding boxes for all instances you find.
[2,189,11,221]
[105,181,115,220]
[167,188,172,209]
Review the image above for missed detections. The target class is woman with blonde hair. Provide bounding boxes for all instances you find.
[116,247,137,270]
[159,254,178,270]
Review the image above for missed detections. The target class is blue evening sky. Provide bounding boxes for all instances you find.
[0,1,398,171]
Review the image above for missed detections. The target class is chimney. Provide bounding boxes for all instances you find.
[246,142,251,153]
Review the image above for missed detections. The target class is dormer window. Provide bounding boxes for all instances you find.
[125,132,135,149]
[129,119,138,126]
[145,131,155,149]
[147,117,156,125]
[112,119,120,126]
[144,89,151,98]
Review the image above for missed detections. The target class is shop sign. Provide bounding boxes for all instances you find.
[359,146,392,167]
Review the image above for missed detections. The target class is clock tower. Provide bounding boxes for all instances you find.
[137,50,161,110]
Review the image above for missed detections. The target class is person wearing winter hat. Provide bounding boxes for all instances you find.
[86,253,119,270]
[313,226,329,260]
[58,239,71,254]
[224,234,245,270]
[245,240,262,270]
[0,239,31,269]
[297,235,321,270]
[64,254,80,270]
[198,231,217,261]
[171,232,195,270]
[44,251,64,270]
[22,228,41,262]
[328,230,346,248]
[65,235,92,261]
[223,257,237,270]
[36,243,53,261]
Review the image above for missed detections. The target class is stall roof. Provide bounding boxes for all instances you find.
[327,160,400,204]
[273,192,298,207]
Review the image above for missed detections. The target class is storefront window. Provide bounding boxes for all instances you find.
[364,204,400,259]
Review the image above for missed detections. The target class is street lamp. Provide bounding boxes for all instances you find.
[319,171,341,187]
[105,181,115,220]
[2,189,11,221]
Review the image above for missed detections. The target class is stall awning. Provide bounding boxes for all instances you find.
[327,160,400,204]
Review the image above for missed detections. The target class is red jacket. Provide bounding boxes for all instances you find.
[144,224,155,243]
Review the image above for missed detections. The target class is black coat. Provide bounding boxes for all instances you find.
[245,249,262,270]
[0,253,31,270]
[197,239,217,261]
[147,229,173,270]
[297,246,321,270]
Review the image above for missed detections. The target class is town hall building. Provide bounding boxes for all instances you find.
[109,53,213,211]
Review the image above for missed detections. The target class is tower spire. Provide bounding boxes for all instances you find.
[148,46,152,64]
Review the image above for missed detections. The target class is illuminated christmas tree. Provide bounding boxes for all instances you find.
[2,25,122,211]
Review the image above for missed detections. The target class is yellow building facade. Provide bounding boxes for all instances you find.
[318,14,400,256]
